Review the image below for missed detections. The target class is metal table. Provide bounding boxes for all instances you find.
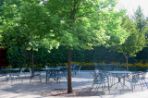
[44,67,66,83]
[108,71,132,89]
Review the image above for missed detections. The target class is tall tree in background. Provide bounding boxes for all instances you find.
[134,6,147,32]
[115,7,147,70]
[134,6,148,43]
[114,16,136,69]
[134,6,148,53]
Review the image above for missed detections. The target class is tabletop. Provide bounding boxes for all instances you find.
[108,71,132,74]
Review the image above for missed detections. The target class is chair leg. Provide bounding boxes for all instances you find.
[131,84,134,92]
[29,76,33,83]
[145,82,148,89]
[39,75,42,83]
[10,76,13,85]
[90,83,95,91]
[95,84,99,91]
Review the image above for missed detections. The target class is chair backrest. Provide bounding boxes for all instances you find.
[132,74,139,82]
[72,64,81,70]
[129,72,143,83]
[72,64,77,69]
[92,70,108,84]
[20,68,26,73]
[138,72,147,79]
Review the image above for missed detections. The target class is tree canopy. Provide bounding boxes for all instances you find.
[0,0,133,93]
[0,0,60,51]
[113,7,147,70]
[0,0,129,51]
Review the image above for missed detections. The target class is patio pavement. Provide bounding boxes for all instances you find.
[0,71,148,98]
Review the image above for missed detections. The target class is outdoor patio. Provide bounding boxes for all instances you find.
[0,70,148,98]
[0,0,148,98]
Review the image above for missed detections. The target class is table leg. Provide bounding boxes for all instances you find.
[46,71,47,83]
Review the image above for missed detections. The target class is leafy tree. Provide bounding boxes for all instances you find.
[44,0,128,93]
[0,0,60,70]
[134,6,148,45]
[0,0,129,93]
[115,8,147,70]
[0,0,59,74]
[143,15,148,46]
[116,32,146,70]
[114,16,135,67]
[134,6,147,60]
[134,6,147,32]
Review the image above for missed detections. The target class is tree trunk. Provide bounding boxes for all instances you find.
[67,49,72,93]
[67,0,80,93]
[124,54,129,70]
[31,50,35,77]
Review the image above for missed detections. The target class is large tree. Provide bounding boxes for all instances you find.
[44,0,128,93]
[0,0,59,74]
[0,0,129,93]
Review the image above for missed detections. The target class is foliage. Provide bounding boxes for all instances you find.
[136,47,148,61]
[134,6,148,46]
[0,0,59,51]
[134,6,147,32]
[104,7,147,70]
[43,0,128,50]
[0,0,136,93]
[7,46,26,67]
[43,0,129,93]
[1,0,147,67]
[111,7,147,70]
[0,0,129,62]
[0,0,62,70]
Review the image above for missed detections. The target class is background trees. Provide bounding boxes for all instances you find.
[113,7,147,70]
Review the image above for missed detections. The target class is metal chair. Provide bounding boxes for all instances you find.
[9,68,31,83]
[72,64,81,76]
[0,68,11,81]
[127,72,148,92]
[29,68,42,83]
[137,72,148,89]
[91,70,110,93]
[1,68,28,83]
[46,67,66,83]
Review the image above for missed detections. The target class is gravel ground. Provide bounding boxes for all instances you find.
[0,71,148,98]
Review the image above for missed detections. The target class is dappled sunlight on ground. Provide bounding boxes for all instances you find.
[0,71,148,98]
